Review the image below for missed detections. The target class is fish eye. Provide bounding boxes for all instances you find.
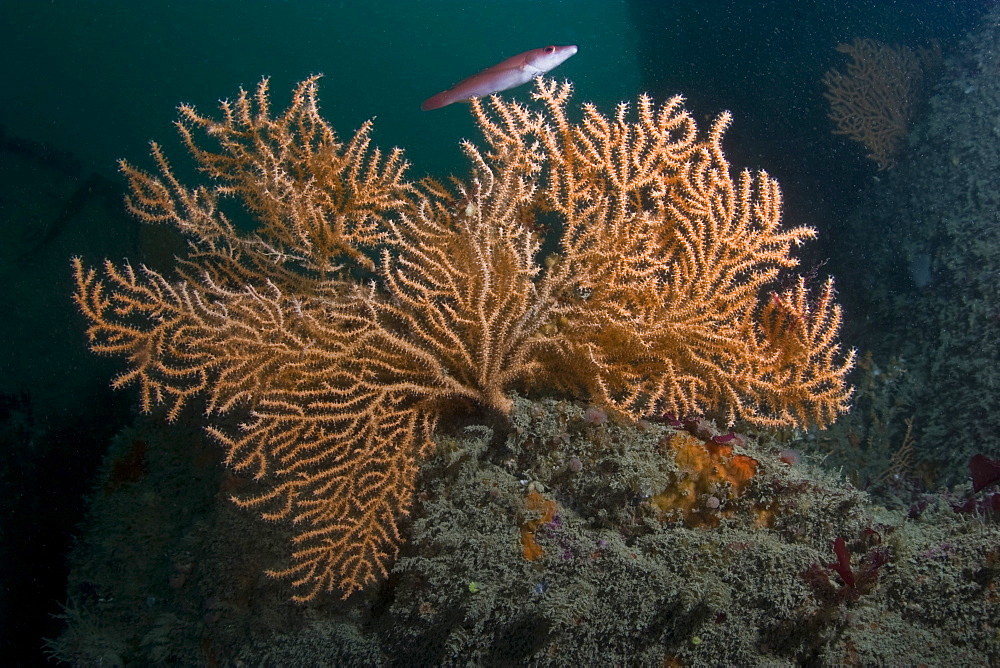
[544,46,555,53]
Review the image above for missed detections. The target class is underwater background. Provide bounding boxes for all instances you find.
[2,0,998,664]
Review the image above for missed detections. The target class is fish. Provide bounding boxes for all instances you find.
[421,44,578,111]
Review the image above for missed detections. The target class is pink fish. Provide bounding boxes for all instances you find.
[421,44,578,111]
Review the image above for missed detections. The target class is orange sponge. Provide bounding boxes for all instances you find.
[520,490,558,561]
[652,432,758,527]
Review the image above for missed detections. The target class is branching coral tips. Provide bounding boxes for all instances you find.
[421,45,578,110]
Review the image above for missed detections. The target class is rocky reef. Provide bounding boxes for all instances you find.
[842,4,1000,488]
[49,395,1000,665]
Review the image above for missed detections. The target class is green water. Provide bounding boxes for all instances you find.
[2,2,640,179]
